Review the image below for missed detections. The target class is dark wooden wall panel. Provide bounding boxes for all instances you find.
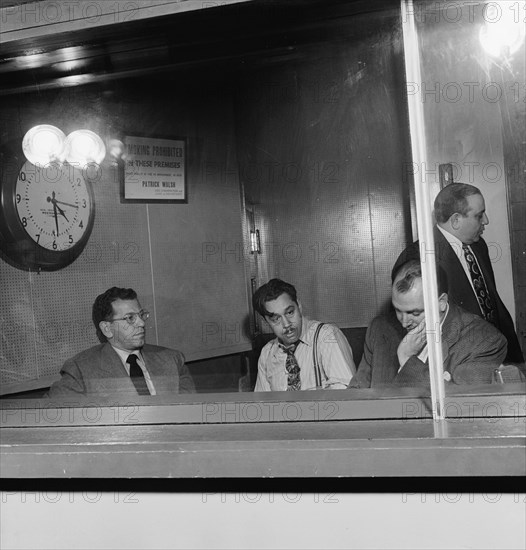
[236,17,412,327]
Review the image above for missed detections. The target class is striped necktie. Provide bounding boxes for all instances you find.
[127,354,150,395]
[462,244,496,324]
[280,342,301,391]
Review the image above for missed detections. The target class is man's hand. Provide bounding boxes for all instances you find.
[397,319,427,368]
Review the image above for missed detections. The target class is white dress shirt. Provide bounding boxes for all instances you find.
[416,302,449,363]
[254,318,356,391]
[111,346,157,395]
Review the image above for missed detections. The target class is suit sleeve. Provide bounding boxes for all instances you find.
[396,320,508,387]
[393,356,430,387]
[350,317,434,388]
[175,351,196,393]
[449,323,507,385]
[46,358,87,398]
[348,322,376,388]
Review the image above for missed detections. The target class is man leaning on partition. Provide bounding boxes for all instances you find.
[349,260,507,388]
[392,182,523,366]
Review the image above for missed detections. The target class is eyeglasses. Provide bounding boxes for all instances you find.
[109,310,150,325]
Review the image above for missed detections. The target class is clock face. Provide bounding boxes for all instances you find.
[15,161,92,252]
[0,145,96,271]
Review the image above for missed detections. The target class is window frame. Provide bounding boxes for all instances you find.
[1,385,525,477]
[0,0,524,480]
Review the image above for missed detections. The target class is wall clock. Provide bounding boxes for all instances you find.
[0,145,95,271]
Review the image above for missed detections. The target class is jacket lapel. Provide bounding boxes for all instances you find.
[439,304,463,370]
[99,343,129,376]
[380,315,405,383]
[89,343,137,396]
[141,346,179,393]
[434,227,479,314]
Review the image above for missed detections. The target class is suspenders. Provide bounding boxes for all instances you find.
[313,322,326,389]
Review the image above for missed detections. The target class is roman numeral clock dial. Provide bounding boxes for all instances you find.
[0,153,95,271]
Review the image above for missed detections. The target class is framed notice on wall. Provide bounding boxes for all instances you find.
[123,136,186,202]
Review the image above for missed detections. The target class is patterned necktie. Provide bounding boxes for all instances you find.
[462,244,496,324]
[127,354,150,395]
[280,342,301,391]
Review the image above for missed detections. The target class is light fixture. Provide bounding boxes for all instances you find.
[22,125,66,166]
[479,1,525,57]
[107,139,125,160]
[250,230,261,254]
[64,129,106,166]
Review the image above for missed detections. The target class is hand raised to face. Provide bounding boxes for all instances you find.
[397,318,427,368]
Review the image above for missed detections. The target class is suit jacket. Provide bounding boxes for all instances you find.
[47,343,195,399]
[391,226,524,364]
[350,303,507,388]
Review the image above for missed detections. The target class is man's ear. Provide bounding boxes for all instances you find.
[449,213,461,230]
[438,293,448,312]
[297,301,303,315]
[99,321,113,340]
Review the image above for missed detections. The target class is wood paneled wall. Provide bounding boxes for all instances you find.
[236,14,413,328]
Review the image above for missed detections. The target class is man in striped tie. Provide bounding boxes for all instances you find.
[253,278,356,391]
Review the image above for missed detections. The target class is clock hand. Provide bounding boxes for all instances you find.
[54,199,79,209]
[48,192,64,235]
[52,200,59,237]
[55,202,69,223]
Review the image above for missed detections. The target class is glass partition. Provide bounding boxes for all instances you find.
[408,0,526,393]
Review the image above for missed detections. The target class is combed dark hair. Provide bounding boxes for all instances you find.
[92,287,137,342]
[392,259,448,296]
[252,278,298,318]
[434,182,482,223]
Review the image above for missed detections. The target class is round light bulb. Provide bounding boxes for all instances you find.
[22,125,66,166]
[64,129,106,167]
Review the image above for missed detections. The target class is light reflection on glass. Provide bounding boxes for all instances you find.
[479,1,525,57]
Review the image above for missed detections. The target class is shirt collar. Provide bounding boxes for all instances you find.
[441,301,450,328]
[416,302,449,363]
[271,316,312,356]
[437,224,465,260]
[111,345,143,364]
[299,317,315,347]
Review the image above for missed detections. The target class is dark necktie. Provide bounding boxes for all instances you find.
[462,244,496,324]
[127,354,150,395]
[280,342,301,391]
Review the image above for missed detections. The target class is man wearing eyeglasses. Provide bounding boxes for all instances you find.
[253,278,356,391]
[47,287,195,398]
